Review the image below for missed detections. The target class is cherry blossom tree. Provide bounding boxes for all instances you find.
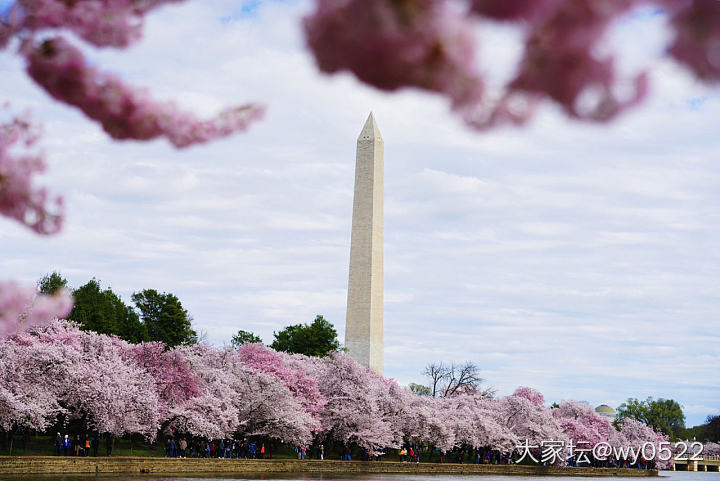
[704,441,720,456]
[1,320,161,439]
[236,343,326,421]
[0,330,71,433]
[315,352,402,452]
[0,322,679,458]
[615,417,672,469]
[495,387,565,446]
[170,343,316,443]
[120,341,201,412]
[449,394,518,453]
[553,399,614,449]
[62,330,161,438]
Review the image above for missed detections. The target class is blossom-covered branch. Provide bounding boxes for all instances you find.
[0,108,62,235]
[0,282,72,337]
[305,0,720,129]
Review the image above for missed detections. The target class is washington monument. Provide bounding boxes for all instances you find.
[345,113,384,376]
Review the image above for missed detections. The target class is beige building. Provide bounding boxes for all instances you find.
[344,113,384,376]
[595,404,617,421]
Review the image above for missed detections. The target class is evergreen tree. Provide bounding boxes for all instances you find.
[37,272,68,294]
[270,315,340,357]
[131,289,196,347]
[70,279,148,342]
[230,329,263,348]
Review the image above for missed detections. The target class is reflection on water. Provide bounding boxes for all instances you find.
[0,471,715,481]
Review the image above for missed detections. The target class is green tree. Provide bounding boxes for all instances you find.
[70,279,148,342]
[270,315,340,357]
[131,289,196,347]
[409,383,431,396]
[230,329,263,348]
[38,272,68,294]
[706,414,720,442]
[617,397,686,440]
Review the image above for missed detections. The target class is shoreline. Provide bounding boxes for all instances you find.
[0,457,659,477]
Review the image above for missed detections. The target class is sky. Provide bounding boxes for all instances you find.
[2,1,719,426]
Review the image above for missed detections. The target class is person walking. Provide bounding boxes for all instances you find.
[74,435,82,456]
[249,441,257,459]
[54,433,63,455]
[179,438,187,458]
[63,435,71,456]
[84,434,91,456]
[319,444,324,460]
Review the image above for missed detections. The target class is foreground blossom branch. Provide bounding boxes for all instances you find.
[304,0,720,129]
[0,282,72,337]
[0,107,62,234]
[22,37,265,148]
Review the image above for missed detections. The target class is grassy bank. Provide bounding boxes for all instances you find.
[0,456,659,477]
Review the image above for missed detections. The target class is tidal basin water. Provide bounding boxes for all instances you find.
[0,471,713,481]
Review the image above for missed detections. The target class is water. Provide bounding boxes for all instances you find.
[0,471,716,481]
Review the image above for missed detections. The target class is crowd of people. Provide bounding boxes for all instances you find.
[164,438,269,458]
[53,432,111,457]
[50,432,659,469]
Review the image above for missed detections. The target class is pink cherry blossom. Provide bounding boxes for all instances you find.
[172,344,316,443]
[121,342,201,411]
[553,400,613,449]
[0,108,63,235]
[2,321,161,438]
[513,386,546,407]
[615,417,672,469]
[471,0,563,23]
[666,0,720,82]
[304,0,485,112]
[315,352,401,452]
[237,343,326,420]
[0,331,70,432]
[704,441,720,456]
[497,388,564,446]
[22,37,265,149]
[0,281,72,337]
[13,0,184,48]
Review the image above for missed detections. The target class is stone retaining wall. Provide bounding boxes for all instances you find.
[0,457,659,477]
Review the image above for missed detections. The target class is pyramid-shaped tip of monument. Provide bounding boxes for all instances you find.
[358,112,383,142]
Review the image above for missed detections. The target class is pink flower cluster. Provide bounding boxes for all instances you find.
[0,108,63,235]
[304,0,484,113]
[0,281,72,338]
[1,1,264,148]
[14,0,184,48]
[304,0,720,129]
[22,37,265,148]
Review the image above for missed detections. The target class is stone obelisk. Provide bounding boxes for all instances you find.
[345,113,384,376]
